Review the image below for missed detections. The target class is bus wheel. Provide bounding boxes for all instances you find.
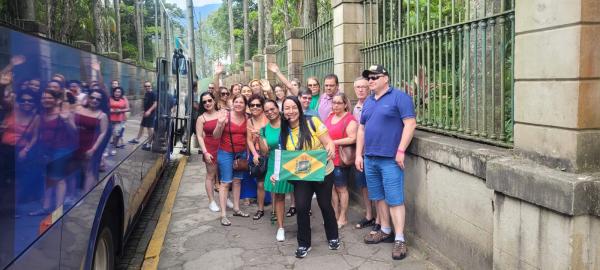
[93,221,116,270]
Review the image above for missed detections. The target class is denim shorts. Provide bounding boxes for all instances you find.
[363,155,405,206]
[217,149,247,183]
[353,167,367,189]
[332,166,350,187]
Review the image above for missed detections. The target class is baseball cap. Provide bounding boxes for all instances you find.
[362,64,389,78]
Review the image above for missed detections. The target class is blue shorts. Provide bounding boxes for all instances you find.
[332,166,350,187]
[353,167,367,189]
[217,149,247,183]
[363,155,405,206]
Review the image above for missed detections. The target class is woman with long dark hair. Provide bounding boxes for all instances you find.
[276,96,338,258]
[213,94,250,226]
[246,94,269,220]
[259,99,293,241]
[74,89,109,192]
[195,92,221,212]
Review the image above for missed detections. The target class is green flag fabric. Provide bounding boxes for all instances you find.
[271,149,327,182]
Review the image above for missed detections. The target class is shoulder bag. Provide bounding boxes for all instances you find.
[229,112,249,171]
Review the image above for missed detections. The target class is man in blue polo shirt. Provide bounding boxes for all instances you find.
[355,64,416,260]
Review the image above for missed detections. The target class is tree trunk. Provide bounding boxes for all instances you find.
[243,0,249,61]
[228,0,236,66]
[58,0,75,42]
[114,0,122,59]
[264,0,273,46]
[198,19,207,78]
[135,0,144,63]
[258,0,264,53]
[22,0,36,21]
[303,0,317,28]
[283,0,290,33]
[93,0,105,52]
[47,0,55,38]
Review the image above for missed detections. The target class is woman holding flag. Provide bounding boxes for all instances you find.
[258,99,292,241]
[275,96,338,258]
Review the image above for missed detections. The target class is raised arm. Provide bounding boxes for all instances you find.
[267,63,298,96]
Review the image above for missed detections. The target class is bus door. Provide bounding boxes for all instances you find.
[153,58,173,156]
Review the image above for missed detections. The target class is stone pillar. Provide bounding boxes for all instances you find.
[488,1,600,269]
[264,45,279,85]
[513,0,600,173]
[74,41,95,53]
[286,28,305,83]
[332,0,365,99]
[252,55,264,80]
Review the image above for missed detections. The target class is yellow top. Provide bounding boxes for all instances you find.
[285,117,328,151]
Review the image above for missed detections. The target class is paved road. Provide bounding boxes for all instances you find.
[156,154,441,270]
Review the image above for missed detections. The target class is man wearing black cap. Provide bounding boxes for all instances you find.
[355,64,416,260]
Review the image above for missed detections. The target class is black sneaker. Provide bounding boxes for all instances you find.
[328,239,341,250]
[295,246,311,258]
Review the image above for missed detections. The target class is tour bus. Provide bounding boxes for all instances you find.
[0,25,184,270]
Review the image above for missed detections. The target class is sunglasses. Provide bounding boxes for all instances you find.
[221,92,230,96]
[202,99,214,104]
[367,75,384,81]
[249,103,262,108]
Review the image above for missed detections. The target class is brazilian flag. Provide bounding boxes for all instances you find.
[272,149,327,182]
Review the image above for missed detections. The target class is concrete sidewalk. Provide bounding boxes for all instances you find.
[157,153,441,270]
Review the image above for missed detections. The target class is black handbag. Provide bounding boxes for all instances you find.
[249,156,267,177]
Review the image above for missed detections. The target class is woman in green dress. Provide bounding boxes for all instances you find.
[258,99,293,242]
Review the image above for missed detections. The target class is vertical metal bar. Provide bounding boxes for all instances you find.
[499,15,506,141]
[383,0,386,41]
[416,0,420,33]
[458,22,463,132]
[438,0,442,27]
[472,20,479,136]
[510,12,514,143]
[406,0,410,35]
[444,18,449,130]
[427,0,430,31]
[398,0,402,38]
[451,23,457,130]
[465,22,471,134]
[481,19,487,137]
[452,0,455,24]
[426,31,431,126]
[490,16,497,140]
[437,27,442,128]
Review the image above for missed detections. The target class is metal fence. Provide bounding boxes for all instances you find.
[302,14,334,83]
[361,0,514,147]
[275,44,288,77]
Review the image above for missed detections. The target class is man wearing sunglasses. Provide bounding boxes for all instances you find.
[355,65,416,261]
[129,81,157,150]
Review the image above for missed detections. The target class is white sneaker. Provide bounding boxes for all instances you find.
[276,228,285,242]
[102,151,109,157]
[208,200,220,212]
[226,198,234,209]
[110,150,117,156]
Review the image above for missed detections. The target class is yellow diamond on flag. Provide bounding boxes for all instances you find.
[281,152,325,179]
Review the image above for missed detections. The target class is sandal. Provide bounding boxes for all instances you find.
[220,216,231,226]
[253,210,265,220]
[371,223,381,232]
[232,210,250,217]
[355,217,376,229]
[286,207,296,217]
[271,211,277,222]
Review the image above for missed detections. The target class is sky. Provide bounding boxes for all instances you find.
[166,0,222,9]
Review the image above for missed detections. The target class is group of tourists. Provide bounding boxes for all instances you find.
[194,63,416,260]
[0,55,158,217]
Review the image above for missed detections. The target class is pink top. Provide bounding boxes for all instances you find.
[324,112,356,166]
[109,97,129,122]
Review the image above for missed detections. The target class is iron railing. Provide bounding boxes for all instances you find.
[275,44,288,77]
[302,14,334,83]
[361,0,515,147]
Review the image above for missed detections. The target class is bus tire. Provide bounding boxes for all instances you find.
[92,215,117,270]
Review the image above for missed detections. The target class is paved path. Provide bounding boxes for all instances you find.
[157,154,441,270]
